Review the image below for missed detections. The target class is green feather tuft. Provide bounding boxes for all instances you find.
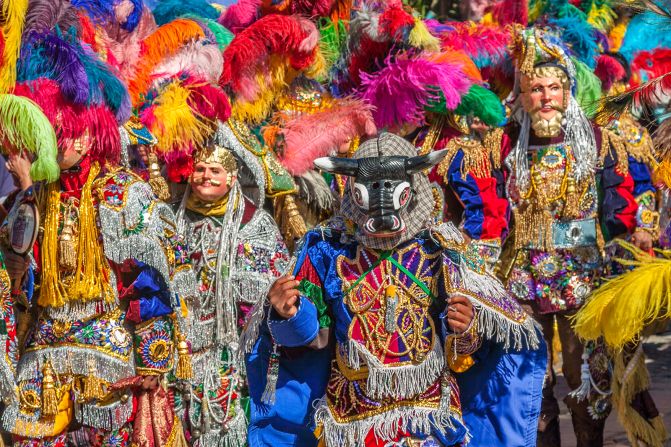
[319,18,347,72]
[455,84,506,126]
[0,94,59,182]
[573,58,602,119]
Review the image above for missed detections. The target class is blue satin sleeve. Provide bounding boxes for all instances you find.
[448,151,484,240]
[127,261,173,321]
[629,156,656,197]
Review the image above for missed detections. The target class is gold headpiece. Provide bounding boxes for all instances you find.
[194,144,238,172]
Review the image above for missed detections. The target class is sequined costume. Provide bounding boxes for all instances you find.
[174,121,290,447]
[244,133,545,447]
[501,27,650,447]
[0,157,194,446]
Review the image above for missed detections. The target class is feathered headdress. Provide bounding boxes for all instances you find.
[139,74,231,181]
[14,79,122,166]
[220,14,323,123]
[263,77,377,176]
[152,0,220,26]
[0,0,28,92]
[358,54,473,130]
[18,30,131,123]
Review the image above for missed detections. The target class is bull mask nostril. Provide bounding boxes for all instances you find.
[372,182,380,189]
[384,181,392,188]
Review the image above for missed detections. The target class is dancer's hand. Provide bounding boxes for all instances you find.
[268,275,300,319]
[447,295,474,333]
[631,228,653,252]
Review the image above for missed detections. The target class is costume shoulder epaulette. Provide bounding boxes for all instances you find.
[429,221,467,251]
[94,167,149,210]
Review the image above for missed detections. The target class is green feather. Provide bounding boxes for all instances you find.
[573,58,602,119]
[455,84,506,126]
[184,15,234,50]
[319,19,347,72]
[0,94,59,182]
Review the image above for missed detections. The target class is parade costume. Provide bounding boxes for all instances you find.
[501,27,646,447]
[2,76,194,447]
[172,121,290,447]
[244,132,545,447]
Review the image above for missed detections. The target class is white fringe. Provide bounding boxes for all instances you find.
[347,339,444,401]
[0,342,17,406]
[74,397,134,431]
[314,392,458,447]
[451,258,540,351]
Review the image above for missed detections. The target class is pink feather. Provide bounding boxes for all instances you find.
[359,55,472,129]
[220,0,261,34]
[438,21,509,69]
[277,99,377,175]
[153,41,224,83]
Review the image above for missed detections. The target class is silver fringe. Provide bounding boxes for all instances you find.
[74,396,134,431]
[17,346,134,383]
[0,342,17,405]
[2,404,56,437]
[564,96,597,184]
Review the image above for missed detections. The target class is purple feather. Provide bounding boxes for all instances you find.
[19,32,90,105]
[25,0,82,34]
[359,55,472,129]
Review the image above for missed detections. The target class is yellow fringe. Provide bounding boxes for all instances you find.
[612,350,668,447]
[39,163,115,308]
[0,0,28,93]
[573,240,671,349]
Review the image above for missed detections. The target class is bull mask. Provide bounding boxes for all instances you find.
[314,133,446,249]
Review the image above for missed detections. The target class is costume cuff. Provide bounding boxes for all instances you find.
[268,296,319,347]
[635,191,659,237]
[133,316,175,375]
[442,307,481,373]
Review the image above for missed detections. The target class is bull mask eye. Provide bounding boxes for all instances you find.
[351,182,369,210]
[392,182,412,210]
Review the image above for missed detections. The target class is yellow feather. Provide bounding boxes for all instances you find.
[151,82,213,153]
[0,0,29,92]
[409,18,441,52]
[653,159,671,188]
[587,4,617,33]
[573,241,671,350]
[609,21,629,52]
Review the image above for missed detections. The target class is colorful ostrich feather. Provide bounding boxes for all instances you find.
[0,0,28,93]
[221,14,321,123]
[153,41,224,83]
[438,21,510,70]
[454,84,506,127]
[220,0,261,34]
[490,0,528,26]
[18,31,131,123]
[595,54,628,93]
[549,16,599,68]
[24,0,82,35]
[275,99,377,175]
[152,0,220,26]
[573,58,602,118]
[0,93,60,182]
[139,78,218,155]
[13,79,122,165]
[359,55,472,129]
[573,241,671,350]
[408,18,440,52]
[129,18,205,105]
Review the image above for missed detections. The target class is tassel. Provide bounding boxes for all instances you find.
[384,285,398,333]
[261,343,280,405]
[58,201,77,272]
[200,395,211,434]
[83,362,106,402]
[439,370,452,411]
[175,334,193,380]
[569,348,592,401]
[148,152,170,201]
[41,361,59,417]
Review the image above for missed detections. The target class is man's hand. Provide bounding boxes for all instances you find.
[4,251,29,283]
[140,375,159,391]
[447,295,474,333]
[6,153,33,191]
[268,275,301,319]
[631,229,653,252]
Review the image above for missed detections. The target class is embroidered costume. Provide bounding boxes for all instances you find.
[501,27,650,447]
[172,121,290,446]
[245,132,545,447]
[1,79,193,446]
